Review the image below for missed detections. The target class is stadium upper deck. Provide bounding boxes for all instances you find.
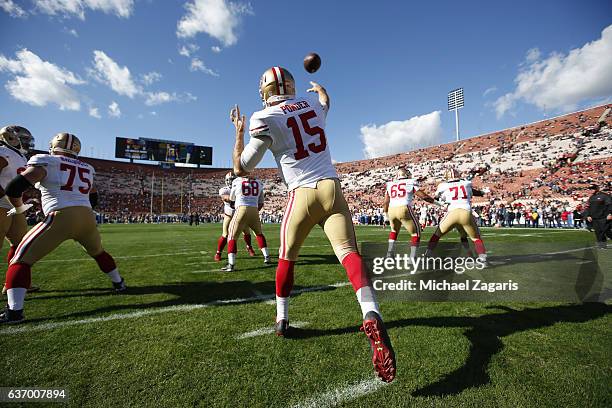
[38,104,610,216]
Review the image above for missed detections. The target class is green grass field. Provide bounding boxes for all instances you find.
[2,224,611,407]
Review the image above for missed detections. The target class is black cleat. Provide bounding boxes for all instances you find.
[361,311,396,383]
[221,263,234,272]
[112,278,127,293]
[0,305,24,324]
[275,319,289,337]
[264,256,273,265]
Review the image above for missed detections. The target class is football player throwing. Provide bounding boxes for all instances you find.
[0,133,126,324]
[425,168,487,262]
[383,167,437,259]
[230,67,396,382]
[214,171,257,261]
[221,175,271,271]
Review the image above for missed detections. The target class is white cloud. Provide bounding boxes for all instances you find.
[525,47,541,63]
[144,91,197,106]
[495,25,612,118]
[108,101,121,117]
[360,111,443,159]
[141,71,162,85]
[483,86,497,97]
[0,48,84,110]
[65,27,79,37]
[1,0,27,17]
[89,106,101,118]
[177,0,253,46]
[178,43,199,57]
[189,57,219,76]
[90,50,140,97]
[211,46,221,53]
[33,0,134,19]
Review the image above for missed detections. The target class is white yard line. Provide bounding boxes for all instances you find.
[291,378,389,408]
[252,289,275,305]
[236,321,309,339]
[0,282,351,335]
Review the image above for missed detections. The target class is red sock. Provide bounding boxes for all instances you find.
[217,236,228,253]
[5,262,31,289]
[276,259,295,297]
[6,245,16,264]
[341,252,370,292]
[243,234,252,247]
[389,231,398,241]
[256,234,267,249]
[427,234,441,251]
[474,238,486,255]
[228,239,237,254]
[411,235,420,246]
[94,251,117,273]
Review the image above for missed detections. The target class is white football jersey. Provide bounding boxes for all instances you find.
[386,178,419,208]
[230,177,264,208]
[219,186,234,216]
[28,154,95,215]
[249,93,337,191]
[436,179,473,211]
[0,144,27,210]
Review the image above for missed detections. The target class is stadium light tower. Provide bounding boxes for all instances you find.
[448,88,464,141]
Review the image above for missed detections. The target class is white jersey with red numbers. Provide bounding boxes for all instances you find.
[28,154,95,215]
[386,178,419,208]
[249,93,337,191]
[436,179,473,211]
[0,144,27,210]
[219,186,234,216]
[230,177,264,208]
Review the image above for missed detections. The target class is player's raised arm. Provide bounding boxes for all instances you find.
[231,105,248,176]
[307,81,330,110]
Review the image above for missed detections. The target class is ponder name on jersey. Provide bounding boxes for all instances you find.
[249,93,337,191]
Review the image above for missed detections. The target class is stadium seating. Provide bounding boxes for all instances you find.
[26,104,611,223]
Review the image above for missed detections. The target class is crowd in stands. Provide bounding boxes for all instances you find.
[21,105,612,228]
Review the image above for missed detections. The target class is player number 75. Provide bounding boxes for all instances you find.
[60,163,92,194]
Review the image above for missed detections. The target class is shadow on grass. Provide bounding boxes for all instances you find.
[23,280,339,323]
[288,302,611,397]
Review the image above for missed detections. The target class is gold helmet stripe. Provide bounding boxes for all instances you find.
[67,133,73,151]
[272,66,285,95]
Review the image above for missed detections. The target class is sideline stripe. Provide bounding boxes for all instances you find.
[236,321,309,339]
[291,378,389,408]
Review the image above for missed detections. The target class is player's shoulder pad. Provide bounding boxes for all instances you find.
[28,153,52,166]
[249,110,271,137]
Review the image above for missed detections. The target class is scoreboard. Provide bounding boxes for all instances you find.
[115,137,212,166]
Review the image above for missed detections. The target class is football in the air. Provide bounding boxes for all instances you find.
[303,52,321,73]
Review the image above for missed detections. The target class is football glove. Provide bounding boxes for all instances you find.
[7,203,32,216]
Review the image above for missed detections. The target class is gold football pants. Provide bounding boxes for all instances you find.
[11,206,104,266]
[279,178,357,262]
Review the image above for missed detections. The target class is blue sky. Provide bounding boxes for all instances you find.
[1,0,611,168]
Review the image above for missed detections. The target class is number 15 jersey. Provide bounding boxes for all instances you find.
[28,154,95,215]
[249,93,337,191]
